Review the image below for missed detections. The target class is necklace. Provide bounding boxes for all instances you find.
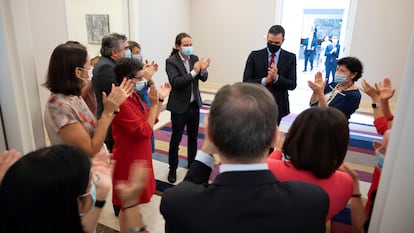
[340,82,353,91]
[325,83,353,104]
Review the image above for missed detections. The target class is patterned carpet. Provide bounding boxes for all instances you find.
[152,103,380,233]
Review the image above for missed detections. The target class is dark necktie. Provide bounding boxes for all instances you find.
[267,53,275,92]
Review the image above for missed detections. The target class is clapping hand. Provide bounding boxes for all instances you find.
[361,79,380,101]
[115,160,149,207]
[376,78,396,101]
[308,71,325,94]
[158,82,172,100]
[143,61,159,81]
[90,152,113,200]
[0,149,21,183]
[199,58,211,71]
[103,78,134,114]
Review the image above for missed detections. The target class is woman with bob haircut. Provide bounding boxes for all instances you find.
[0,144,149,233]
[267,107,353,220]
[309,56,364,120]
[43,42,134,157]
[111,57,171,230]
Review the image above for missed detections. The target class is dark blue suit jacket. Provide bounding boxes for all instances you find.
[243,48,297,121]
[303,37,318,51]
[160,160,329,233]
[166,53,208,114]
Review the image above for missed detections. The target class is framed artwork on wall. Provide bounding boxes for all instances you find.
[85,14,110,44]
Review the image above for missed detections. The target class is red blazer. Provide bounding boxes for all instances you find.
[111,93,156,206]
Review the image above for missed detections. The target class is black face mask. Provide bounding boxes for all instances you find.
[267,43,281,53]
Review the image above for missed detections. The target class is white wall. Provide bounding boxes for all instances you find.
[67,0,129,57]
[349,0,414,108]
[134,0,190,86]
[0,0,69,152]
[369,27,414,233]
[190,0,276,85]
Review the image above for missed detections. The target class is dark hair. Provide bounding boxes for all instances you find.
[128,40,141,50]
[170,32,191,56]
[0,145,91,233]
[43,42,87,96]
[209,82,278,161]
[114,57,143,84]
[283,107,349,179]
[100,33,128,57]
[337,56,364,82]
[268,25,285,38]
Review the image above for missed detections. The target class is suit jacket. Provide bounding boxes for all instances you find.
[92,56,116,119]
[325,44,340,65]
[160,161,329,233]
[303,37,318,51]
[243,48,297,119]
[166,53,208,114]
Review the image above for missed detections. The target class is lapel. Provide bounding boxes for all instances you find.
[261,48,270,69]
[174,53,190,75]
[277,49,287,70]
[213,170,278,187]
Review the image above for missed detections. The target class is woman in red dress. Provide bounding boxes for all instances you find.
[111,58,170,232]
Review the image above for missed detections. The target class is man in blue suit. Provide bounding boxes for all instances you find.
[243,25,297,124]
[303,30,318,72]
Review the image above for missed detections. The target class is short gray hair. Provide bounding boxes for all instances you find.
[100,33,127,57]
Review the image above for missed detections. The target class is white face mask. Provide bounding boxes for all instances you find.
[78,180,96,218]
[78,68,93,81]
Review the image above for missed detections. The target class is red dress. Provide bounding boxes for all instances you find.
[112,93,156,206]
[267,150,353,221]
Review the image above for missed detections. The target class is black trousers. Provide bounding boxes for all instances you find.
[168,102,200,169]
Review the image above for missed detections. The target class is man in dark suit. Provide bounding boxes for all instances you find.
[303,29,318,72]
[92,33,130,152]
[243,25,297,125]
[165,32,210,183]
[160,83,329,233]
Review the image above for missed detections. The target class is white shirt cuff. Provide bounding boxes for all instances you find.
[195,150,215,169]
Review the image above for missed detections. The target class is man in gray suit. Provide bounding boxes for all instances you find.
[165,32,210,183]
[92,33,130,152]
[160,83,329,233]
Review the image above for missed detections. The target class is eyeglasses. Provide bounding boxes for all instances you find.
[129,74,145,81]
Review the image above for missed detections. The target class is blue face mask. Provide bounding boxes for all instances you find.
[375,149,385,171]
[182,46,193,56]
[335,74,347,84]
[132,54,143,62]
[135,80,147,91]
[124,49,132,58]
[79,180,96,217]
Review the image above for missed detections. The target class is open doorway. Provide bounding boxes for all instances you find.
[277,0,354,114]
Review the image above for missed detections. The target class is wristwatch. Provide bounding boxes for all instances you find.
[128,225,147,233]
[94,200,106,208]
[372,103,381,108]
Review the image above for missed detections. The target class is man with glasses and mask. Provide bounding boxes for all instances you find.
[92,33,131,153]
[243,25,297,125]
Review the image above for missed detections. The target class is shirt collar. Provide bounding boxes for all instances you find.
[267,48,281,57]
[178,52,189,62]
[219,163,269,173]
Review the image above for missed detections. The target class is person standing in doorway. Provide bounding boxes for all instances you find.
[325,35,340,84]
[319,36,331,71]
[303,28,318,72]
[243,25,297,125]
[165,32,211,183]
